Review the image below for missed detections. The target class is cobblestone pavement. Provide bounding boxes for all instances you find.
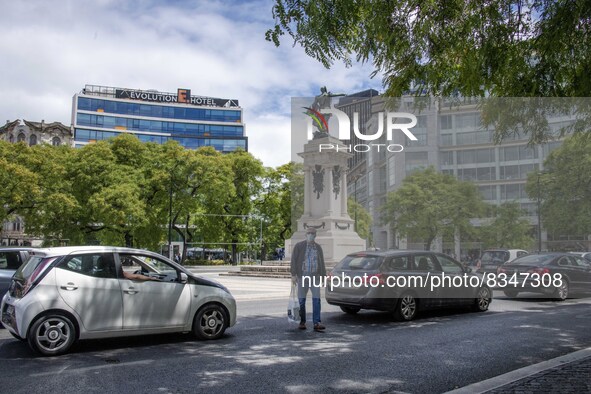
[486,357,591,393]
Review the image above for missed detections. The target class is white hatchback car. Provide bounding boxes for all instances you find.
[1,246,236,356]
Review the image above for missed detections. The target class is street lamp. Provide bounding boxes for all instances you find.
[536,171,543,253]
[354,176,358,233]
[168,161,181,260]
[348,172,361,233]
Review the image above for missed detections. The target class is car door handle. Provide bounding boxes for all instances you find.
[123,287,139,294]
[60,283,78,291]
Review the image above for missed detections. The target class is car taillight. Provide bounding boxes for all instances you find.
[528,267,550,275]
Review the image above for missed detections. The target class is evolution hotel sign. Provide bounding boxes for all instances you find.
[115,88,239,108]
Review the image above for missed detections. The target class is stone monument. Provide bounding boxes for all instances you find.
[285,88,366,268]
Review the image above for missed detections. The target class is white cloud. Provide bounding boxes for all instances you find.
[0,0,382,167]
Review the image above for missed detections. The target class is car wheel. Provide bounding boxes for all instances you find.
[340,306,360,315]
[474,287,491,312]
[503,289,519,298]
[554,280,569,301]
[27,314,76,356]
[395,293,418,321]
[193,304,228,340]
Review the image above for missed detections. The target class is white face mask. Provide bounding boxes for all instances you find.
[306,234,316,242]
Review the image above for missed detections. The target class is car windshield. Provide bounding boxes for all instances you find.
[507,254,555,265]
[481,251,510,263]
[337,255,382,271]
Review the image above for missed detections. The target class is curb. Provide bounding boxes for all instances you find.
[445,347,591,394]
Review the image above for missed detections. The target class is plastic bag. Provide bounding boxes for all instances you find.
[287,283,300,324]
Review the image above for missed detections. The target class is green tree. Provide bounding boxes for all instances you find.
[481,202,534,249]
[19,143,78,245]
[348,197,372,244]
[220,150,264,264]
[267,1,591,144]
[267,0,591,98]
[254,163,295,260]
[0,141,41,225]
[382,167,484,250]
[526,134,591,236]
[171,146,234,262]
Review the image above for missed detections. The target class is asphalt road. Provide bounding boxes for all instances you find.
[1,276,590,393]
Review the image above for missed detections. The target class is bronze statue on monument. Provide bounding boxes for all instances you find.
[306,86,345,140]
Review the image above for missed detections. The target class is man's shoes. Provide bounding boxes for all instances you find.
[313,323,326,332]
[298,322,306,330]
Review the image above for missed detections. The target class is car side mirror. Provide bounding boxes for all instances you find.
[179,272,188,284]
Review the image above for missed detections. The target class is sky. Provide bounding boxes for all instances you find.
[0,0,382,168]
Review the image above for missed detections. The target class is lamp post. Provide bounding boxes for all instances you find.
[354,176,358,233]
[348,172,360,233]
[168,171,174,260]
[537,171,543,253]
[168,161,181,260]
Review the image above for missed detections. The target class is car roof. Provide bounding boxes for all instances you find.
[348,249,442,257]
[517,252,569,257]
[483,249,527,252]
[0,247,38,252]
[30,246,166,259]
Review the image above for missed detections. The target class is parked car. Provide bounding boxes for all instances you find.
[1,246,236,356]
[498,252,591,300]
[0,247,37,298]
[326,250,492,321]
[569,252,591,262]
[479,249,529,275]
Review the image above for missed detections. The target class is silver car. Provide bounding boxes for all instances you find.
[1,246,236,356]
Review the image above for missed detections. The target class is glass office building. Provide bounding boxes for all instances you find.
[72,85,247,152]
[343,96,587,253]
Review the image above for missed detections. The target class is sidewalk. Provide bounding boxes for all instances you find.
[448,347,591,394]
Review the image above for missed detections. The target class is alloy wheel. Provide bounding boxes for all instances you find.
[28,314,76,356]
[397,294,417,321]
[194,305,227,340]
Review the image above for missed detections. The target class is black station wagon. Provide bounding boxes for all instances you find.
[326,250,492,321]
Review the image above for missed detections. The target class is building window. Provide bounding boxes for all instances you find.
[455,113,481,129]
[440,151,454,166]
[52,137,62,146]
[478,185,497,201]
[476,166,495,181]
[17,133,26,142]
[405,152,429,175]
[440,115,452,130]
[29,134,37,146]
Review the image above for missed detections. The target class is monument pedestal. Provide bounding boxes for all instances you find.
[285,135,366,267]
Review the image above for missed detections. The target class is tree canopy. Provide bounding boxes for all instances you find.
[0,136,287,262]
[526,133,591,236]
[480,202,534,249]
[382,167,484,250]
[267,0,591,98]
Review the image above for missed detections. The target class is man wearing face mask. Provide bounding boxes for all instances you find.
[290,227,326,331]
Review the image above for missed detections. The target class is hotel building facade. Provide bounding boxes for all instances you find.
[72,85,247,152]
